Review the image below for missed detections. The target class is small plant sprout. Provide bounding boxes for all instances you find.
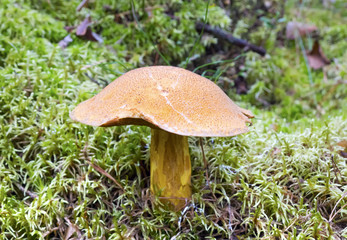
[70,66,254,209]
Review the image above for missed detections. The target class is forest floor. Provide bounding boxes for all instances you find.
[0,0,346,239]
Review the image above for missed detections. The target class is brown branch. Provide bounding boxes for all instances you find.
[199,138,218,202]
[195,22,266,56]
[84,73,108,88]
[329,191,347,222]
[199,138,209,182]
[82,144,125,193]
[165,12,266,56]
[14,183,38,199]
[103,4,267,56]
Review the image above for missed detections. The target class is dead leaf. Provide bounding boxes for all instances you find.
[76,0,89,12]
[337,140,347,158]
[76,16,103,43]
[337,140,347,148]
[58,34,73,49]
[286,21,317,40]
[64,218,82,240]
[89,31,103,43]
[339,151,347,158]
[76,16,92,36]
[306,40,330,70]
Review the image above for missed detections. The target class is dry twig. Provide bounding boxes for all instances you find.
[82,144,125,193]
[195,22,266,56]
[14,183,38,199]
[329,191,347,223]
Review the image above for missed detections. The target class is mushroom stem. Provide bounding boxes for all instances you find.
[150,128,191,209]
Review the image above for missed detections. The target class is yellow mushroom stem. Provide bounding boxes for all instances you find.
[150,128,191,210]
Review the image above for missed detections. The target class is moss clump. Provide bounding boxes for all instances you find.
[0,0,346,239]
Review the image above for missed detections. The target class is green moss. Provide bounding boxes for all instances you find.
[0,0,346,239]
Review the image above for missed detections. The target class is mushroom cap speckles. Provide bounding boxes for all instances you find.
[70,66,254,137]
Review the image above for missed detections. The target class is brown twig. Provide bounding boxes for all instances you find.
[84,73,108,88]
[329,191,347,222]
[195,22,266,56]
[199,138,209,182]
[165,12,266,56]
[104,4,266,56]
[82,144,125,193]
[199,138,218,202]
[84,73,100,86]
[14,183,38,199]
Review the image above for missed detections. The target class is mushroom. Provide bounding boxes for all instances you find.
[70,66,254,209]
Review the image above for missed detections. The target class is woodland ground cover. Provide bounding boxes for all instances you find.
[0,0,346,239]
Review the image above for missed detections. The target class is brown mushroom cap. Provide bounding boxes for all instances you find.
[70,66,254,137]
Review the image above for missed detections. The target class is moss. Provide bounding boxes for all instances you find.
[0,0,347,239]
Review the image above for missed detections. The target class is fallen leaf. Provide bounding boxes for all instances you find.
[337,140,347,148]
[286,21,317,40]
[306,40,330,70]
[76,16,92,36]
[58,34,73,49]
[336,140,347,158]
[89,31,103,43]
[339,151,347,158]
[76,16,103,43]
[64,218,82,240]
[76,0,89,12]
